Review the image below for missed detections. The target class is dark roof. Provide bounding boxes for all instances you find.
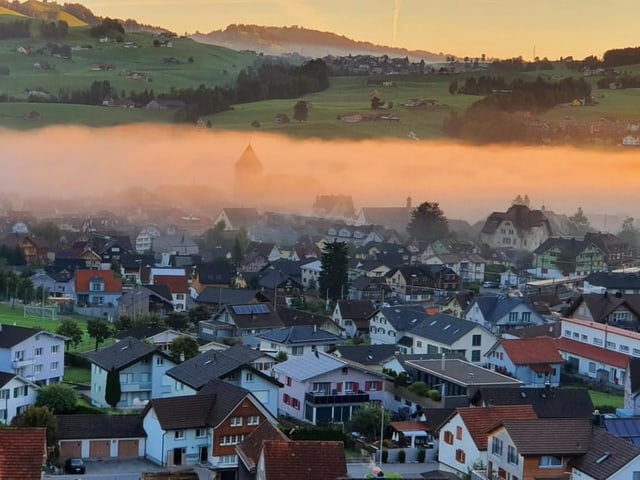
[337,300,376,320]
[256,325,341,345]
[378,305,429,332]
[571,428,640,480]
[0,428,46,480]
[470,387,594,418]
[86,337,170,371]
[497,418,592,455]
[408,313,480,345]
[466,295,542,324]
[334,344,398,365]
[406,359,522,388]
[56,414,145,440]
[196,287,259,305]
[584,271,640,290]
[533,236,599,257]
[147,380,250,430]
[113,324,166,341]
[0,371,16,388]
[225,303,283,329]
[165,344,265,389]
[236,421,288,473]
[481,204,550,235]
[276,307,335,328]
[504,322,561,339]
[565,293,640,323]
[261,440,347,480]
[195,262,235,285]
[0,324,44,348]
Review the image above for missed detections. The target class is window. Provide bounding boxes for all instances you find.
[176,294,185,300]
[365,381,382,391]
[174,430,185,440]
[539,455,562,468]
[313,382,331,394]
[34,347,43,357]
[0,389,9,400]
[196,428,207,438]
[291,346,304,356]
[283,394,291,405]
[472,334,481,346]
[119,373,134,384]
[620,345,630,353]
[341,367,349,375]
[245,372,254,383]
[593,338,603,346]
[220,435,244,446]
[286,376,292,386]
[491,437,503,456]
[573,332,580,339]
[220,455,238,465]
[455,449,466,464]
[345,382,356,392]
[51,345,59,354]
[522,312,531,322]
[589,362,596,373]
[508,312,518,323]
[141,372,150,383]
[456,426,463,440]
[34,364,43,374]
[507,445,519,465]
[291,398,300,410]
[156,357,164,366]
[416,340,423,348]
[444,431,454,445]
[13,386,28,398]
[230,417,243,427]
[14,350,25,361]
[248,415,260,426]
[606,341,616,349]
[581,334,588,341]
[564,330,571,337]
[471,350,481,362]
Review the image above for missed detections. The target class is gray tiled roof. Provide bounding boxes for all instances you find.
[0,324,52,348]
[466,295,541,324]
[500,418,592,455]
[334,345,398,365]
[406,359,521,387]
[379,305,429,332]
[408,313,479,345]
[274,351,346,381]
[85,337,168,371]
[256,325,341,345]
[165,344,264,389]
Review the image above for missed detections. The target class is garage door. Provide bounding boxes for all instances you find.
[89,440,110,459]
[59,441,81,460]
[118,439,139,459]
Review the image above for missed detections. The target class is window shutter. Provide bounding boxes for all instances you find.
[353,382,359,392]
[336,382,342,393]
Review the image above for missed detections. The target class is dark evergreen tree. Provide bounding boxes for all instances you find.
[105,368,121,409]
[407,201,449,243]
[318,241,349,302]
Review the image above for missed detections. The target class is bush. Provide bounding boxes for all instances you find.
[408,381,430,397]
[594,404,617,414]
[381,450,388,463]
[74,404,105,415]
[397,449,406,463]
[417,448,426,463]
[65,352,90,368]
[428,389,442,401]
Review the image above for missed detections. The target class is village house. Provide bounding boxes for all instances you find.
[479,204,553,252]
[0,372,38,424]
[533,237,605,277]
[369,304,430,348]
[332,299,377,338]
[464,295,547,335]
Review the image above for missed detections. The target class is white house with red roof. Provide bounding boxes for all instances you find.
[153,271,189,312]
[437,405,537,477]
[74,269,122,318]
[485,337,563,387]
[557,317,634,386]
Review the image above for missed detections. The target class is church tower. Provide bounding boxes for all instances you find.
[234,144,263,203]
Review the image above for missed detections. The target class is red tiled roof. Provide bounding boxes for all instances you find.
[236,421,288,472]
[0,427,47,480]
[499,337,563,365]
[74,269,122,293]
[456,405,537,450]
[154,275,188,294]
[389,421,429,433]
[555,337,629,369]
[261,441,347,480]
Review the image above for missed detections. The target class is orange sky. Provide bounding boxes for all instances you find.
[76,0,640,59]
[3,125,639,225]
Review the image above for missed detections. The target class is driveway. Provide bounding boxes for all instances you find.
[45,459,178,480]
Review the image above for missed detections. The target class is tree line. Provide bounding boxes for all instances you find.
[0,19,30,39]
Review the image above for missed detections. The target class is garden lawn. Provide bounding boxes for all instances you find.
[589,389,624,409]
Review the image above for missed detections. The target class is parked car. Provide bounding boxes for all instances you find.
[482,281,499,288]
[64,458,85,474]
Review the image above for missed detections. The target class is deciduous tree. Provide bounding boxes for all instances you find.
[55,319,83,351]
[169,336,200,363]
[11,406,57,446]
[293,100,309,122]
[567,206,592,236]
[87,319,111,351]
[36,384,78,413]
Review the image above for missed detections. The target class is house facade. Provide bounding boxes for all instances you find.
[0,324,66,385]
[533,237,605,277]
[369,305,430,347]
[0,373,38,424]
[86,337,176,409]
[464,296,546,335]
[424,253,486,284]
[479,204,552,252]
[332,300,376,338]
[272,351,386,425]
[485,338,563,387]
[74,269,122,318]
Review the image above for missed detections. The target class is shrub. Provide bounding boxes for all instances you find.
[408,381,430,397]
[428,389,442,401]
[397,449,406,463]
[417,448,426,463]
[381,450,388,463]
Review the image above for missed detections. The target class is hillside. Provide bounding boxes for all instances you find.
[192,24,444,62]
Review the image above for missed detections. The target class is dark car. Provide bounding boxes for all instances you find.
[64,458,85,474]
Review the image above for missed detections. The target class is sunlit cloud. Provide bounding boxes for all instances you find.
[2,125,639,225]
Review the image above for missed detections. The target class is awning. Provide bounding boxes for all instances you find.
[530,363,553,373]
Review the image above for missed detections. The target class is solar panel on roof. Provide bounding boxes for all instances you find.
[231,304,270,315]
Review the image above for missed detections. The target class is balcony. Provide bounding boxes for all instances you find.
[120,382,152,392]
[12,358,35,369]
[305,391,369,405]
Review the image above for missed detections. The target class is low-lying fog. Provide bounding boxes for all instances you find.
[2,125,639,224]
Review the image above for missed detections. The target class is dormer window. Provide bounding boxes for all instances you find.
[90,278,105,292]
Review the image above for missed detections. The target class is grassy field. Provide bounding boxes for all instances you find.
[589,389,624,409]
[0,304,112,353]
